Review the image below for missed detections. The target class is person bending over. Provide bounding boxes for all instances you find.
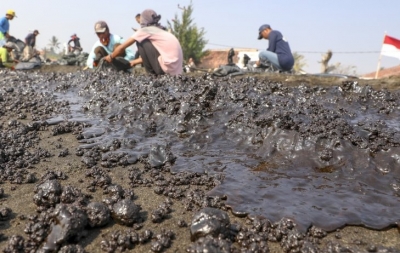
[105,9,183,75]
[0,42,18,68]
[0,10,16,47]
[68,33,82,54]
[257,24,294,72]
[86,21,135,70]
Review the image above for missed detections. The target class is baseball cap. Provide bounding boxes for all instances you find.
[4,42,15,49]
[258,24,271,40]
[34,30,39,34]
[6,9,16,17]
[94,21,108,33]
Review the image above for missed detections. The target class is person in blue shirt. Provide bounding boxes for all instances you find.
[0,10,17,47]
[86,21,135,71]
[257,24,294,72]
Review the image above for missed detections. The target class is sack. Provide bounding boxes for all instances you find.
[212,65,241,77]
[14,56,41,70]
[21,46,34,62]
[94,57,131,73]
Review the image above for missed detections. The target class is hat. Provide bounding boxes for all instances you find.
[140,9,165,30]
[258,24,271,40]
[140,9,159,27]
[33,30,39,34]
[4,42,15,49]
[94,21,108,33]
[6,9,16,17]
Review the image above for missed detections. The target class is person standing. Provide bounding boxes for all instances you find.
[68,33,82,54]
[105,9,183,75]
[86,21,135,70]
[25,30,39,48]
[256,24,294,72]
[0,10,17,47]
[21,30,39,62]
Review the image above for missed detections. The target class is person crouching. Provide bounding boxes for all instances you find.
[86,21,135,71]
[104,9,183,75]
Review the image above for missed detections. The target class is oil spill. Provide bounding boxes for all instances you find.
[6,70,400,231]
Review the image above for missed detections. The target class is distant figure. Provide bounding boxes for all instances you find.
[105,9,183,75]
[243,54,250,66]
[68,34,82,55]
[86,21,135,70]
[185,57,196,72]
[21,29,39,61]
[257,24,294,71]
[0,42,18,68]
[227,48,235,65]
[0,10,17,47]
[132,13,141,32]
[132,13,141,60]
[25,30,39,48]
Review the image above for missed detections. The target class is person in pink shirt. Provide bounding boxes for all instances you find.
[105,9,183,75]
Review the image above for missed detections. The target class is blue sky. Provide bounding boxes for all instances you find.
[3,0,400,75]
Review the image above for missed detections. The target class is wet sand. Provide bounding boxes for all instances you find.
[0,66,399,252]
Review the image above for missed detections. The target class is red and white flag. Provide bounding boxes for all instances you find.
[381,35,400,59]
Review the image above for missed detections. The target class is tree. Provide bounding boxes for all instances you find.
[48,36,60,53]
[329,63,358,76]
[167,1,208,64]
[319,50,333,73]
[292,52,307,73]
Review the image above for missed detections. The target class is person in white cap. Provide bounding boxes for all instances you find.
[0,10,17,47]
[0,41,18,68]
[86,20,135,70]
[104,9,183,75]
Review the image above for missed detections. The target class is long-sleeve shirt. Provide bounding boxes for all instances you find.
[86,34,135,68]
[266,30,294,71]
[0,17,10,35]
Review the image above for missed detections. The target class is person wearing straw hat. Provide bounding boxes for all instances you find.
[0,10,17,47]
[0,41,18,68]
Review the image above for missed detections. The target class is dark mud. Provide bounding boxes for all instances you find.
[0,67,399,252]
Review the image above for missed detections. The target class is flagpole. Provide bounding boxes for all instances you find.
[375,31,386,79]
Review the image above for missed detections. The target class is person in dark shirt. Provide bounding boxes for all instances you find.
[257,24,294,71]
[68,34,82,54]
[25,30,39,48]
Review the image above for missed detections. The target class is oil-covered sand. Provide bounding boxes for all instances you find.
[0,66,399,252]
